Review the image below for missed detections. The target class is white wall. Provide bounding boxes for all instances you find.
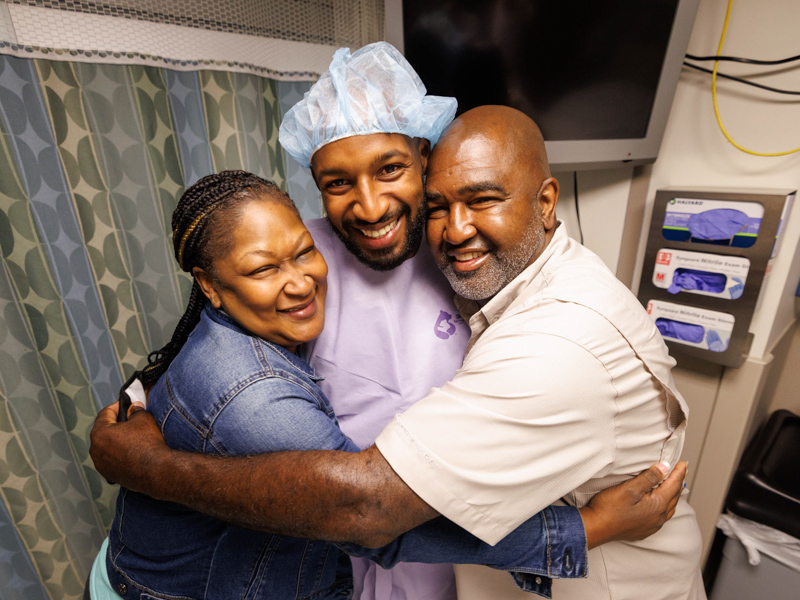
[570,0,800,278]
[633,0,800,290]
[554,168,633,275]
[631,0,800,561]
[561,0,800,562]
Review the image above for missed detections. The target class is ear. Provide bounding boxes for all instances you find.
[193,267,222,309]
[538,177,559,231]
[417,138,431,172]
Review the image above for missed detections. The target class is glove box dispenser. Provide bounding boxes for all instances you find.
[638,188,796,367]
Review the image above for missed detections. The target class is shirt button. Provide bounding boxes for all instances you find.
[535,577,542,585]
[118,583,128,595]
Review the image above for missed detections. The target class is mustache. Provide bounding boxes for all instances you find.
[442,236,494,257]
[342,206,410,230]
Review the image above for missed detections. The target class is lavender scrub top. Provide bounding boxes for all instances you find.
[302,219,470,600]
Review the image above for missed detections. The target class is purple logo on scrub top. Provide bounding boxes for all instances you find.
[434,310,457,339]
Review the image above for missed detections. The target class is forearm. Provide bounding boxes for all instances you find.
[340,505,587,577]
[91,405,683,551]
[136,444,437,546]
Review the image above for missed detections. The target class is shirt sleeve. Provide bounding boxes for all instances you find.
[209,377,362,455]
[339,504,587,599]
[375,329,618,545]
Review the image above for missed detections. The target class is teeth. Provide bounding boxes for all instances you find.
[455,252,484,261]
[359,219,398,239]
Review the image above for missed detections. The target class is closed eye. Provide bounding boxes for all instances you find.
[469,196,502,207]
[248,264,278,276]
[427,205,449,218]
[296,245,316,261]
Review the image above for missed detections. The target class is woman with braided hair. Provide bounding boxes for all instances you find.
[138,170,316,390]
[85,169,599,600]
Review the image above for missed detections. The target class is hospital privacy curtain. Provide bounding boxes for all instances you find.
[0,54,317,600]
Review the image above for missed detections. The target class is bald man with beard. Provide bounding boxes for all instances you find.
[403,105,706,599]
[90,106,699,599]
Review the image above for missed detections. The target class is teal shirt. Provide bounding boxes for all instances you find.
[89,538,117,599]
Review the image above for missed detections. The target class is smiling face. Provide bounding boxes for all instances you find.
[311,133,429,271]
[194,199,328,353]
[425,106,558,301]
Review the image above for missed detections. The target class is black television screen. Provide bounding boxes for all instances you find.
[393,0,699,170]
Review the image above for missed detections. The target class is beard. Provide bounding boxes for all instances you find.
[438,223,545,301]
[332,197,427,272]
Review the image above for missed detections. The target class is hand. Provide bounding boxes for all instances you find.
[89,400,168,493]
[579,462,687,549]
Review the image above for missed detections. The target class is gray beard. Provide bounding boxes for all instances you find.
[439,223,544,301]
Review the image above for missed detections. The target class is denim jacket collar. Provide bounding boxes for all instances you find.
[204,303,324,382]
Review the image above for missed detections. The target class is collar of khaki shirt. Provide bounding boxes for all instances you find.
[453,222,689,436]
[454,221,567,350]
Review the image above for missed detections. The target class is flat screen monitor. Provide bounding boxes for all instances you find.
[386,0,700,171]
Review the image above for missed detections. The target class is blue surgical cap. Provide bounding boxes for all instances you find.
[279,42,458,168]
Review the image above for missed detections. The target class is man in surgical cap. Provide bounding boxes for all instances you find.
[279,41,467,598]
[90,43,691,600]
[282,41,468,599]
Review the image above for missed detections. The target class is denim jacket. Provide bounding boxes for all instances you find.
[106,305,587,600]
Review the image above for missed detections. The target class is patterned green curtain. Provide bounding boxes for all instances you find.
[0,54,315,600]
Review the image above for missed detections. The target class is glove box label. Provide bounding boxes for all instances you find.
[662,198,764,249]
[647,300,735,353]
[652,248,750,300]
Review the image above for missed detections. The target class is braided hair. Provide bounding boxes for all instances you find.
[140,170,299,387]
